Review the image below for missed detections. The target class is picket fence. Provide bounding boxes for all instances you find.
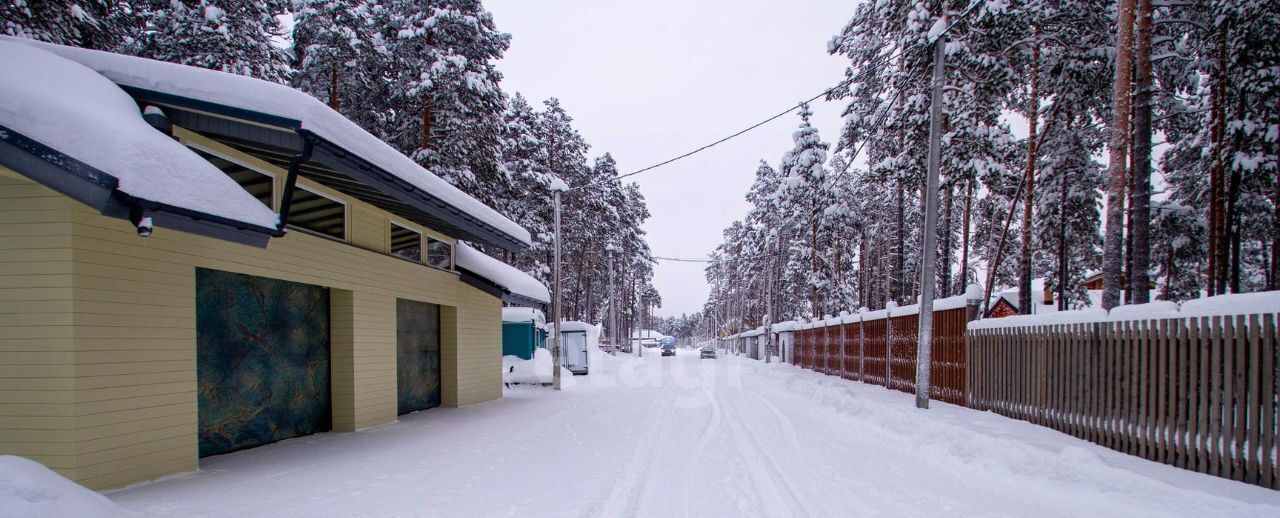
[968,315,1278,489]
[781,306,1279,490]
[790,305,974,406]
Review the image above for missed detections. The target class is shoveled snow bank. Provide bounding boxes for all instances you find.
[0,40,278,230]
[0,456,130,518]
[502,349,553,385]
[4,36,529,246]
[456,243,550,304]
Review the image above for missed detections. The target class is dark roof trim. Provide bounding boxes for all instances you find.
[121,86,303,130]
[304,133,528,252]
[0,123,281,247]
[457,266,548,311]
[115,87,529,252]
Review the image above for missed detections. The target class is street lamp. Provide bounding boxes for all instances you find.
[550,178,569,390]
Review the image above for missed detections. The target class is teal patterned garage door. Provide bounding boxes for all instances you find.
[196,268,331,458]
[397,298,441,415]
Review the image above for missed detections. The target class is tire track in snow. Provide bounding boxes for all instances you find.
[679,382,723,517]
[719,384,812,517]
[594,395,669,517]
[738,380,819,517]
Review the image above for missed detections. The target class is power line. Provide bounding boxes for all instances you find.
[575,0,984,192]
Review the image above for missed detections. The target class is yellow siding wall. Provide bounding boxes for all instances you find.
[0,173,78,481]
[0,169,504,490]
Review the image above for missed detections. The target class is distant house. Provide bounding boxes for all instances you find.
[0,38,548,489]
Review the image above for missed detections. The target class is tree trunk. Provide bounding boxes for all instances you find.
[960,179,972,292]
[421,100,432,151]
[941,185,954,297]
[1020,31,1041,315]
[1208,29,1228,295]
[1272,171,1280,290]
[329,63,340,111]
[895,182,905,304]
[811,215,819,316]
[1058,155,1070,311]
[1130,0,1154,303]
[1102,0,1137,310]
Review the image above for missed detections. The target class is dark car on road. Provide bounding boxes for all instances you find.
[661,343,676,357]
[700,346,717,359]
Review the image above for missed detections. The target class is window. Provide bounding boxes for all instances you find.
[426,238,452,270]
[190,147,274,209]
[390,222,422,262]
[288,186,346,240]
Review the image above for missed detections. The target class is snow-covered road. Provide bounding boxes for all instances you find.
[107,348,1280,517]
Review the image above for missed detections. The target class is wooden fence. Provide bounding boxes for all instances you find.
[789,306,972,406]
[968,315,1279,490]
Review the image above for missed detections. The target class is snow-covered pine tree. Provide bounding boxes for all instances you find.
[291,0,381,117]
[776,104,832,317]
[130,0,292,83]
[378,0,510,208]
[2,0,140,50]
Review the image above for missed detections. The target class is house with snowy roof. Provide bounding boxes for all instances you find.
[0,37,549,489]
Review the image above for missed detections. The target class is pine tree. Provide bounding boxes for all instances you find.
[130,0,293,83]
[1,0,140,50]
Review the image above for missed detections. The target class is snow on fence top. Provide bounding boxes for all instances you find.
[969,291,1280,330]
[4,36,531,247]
[0,41,279,230]
[771,285,984,332]
[456,243,550,304]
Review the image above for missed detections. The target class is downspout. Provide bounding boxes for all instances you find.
[278,131,317,230]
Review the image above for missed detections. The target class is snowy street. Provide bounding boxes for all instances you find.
[107,349,1280,518]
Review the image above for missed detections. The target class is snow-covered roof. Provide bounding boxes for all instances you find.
[455,243,550,305]
[0,40,279,231]
[457,243,549,305]
[4,36,531,249]
[557,321,596,333]
[501,307,545,325]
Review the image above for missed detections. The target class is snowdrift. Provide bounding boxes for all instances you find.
[0,455,130,518]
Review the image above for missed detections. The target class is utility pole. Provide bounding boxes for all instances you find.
[551,181,568,390]
[915,18,946,410]
[607,244,618,355]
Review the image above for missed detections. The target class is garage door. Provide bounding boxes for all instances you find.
[196,268,331,458]
[397,298,441,415]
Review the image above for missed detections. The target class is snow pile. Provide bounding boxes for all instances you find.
[4,36,530,246]
[0,455,130,518]
[456,243,550,304]
[503,349,553,385]
[0,40,279,230]
[968,308,1108,330]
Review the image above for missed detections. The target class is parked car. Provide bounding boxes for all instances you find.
[700,346,717,359]
[640,338,660,348]
[661,343,676,357]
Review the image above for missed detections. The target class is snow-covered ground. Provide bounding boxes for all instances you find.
[97,349,1279,517]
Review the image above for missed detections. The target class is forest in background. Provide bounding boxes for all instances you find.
[2,0,660,337]
[702,0,1278,337]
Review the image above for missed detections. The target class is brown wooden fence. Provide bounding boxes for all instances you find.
[786,307,972,406]
[968,315,1279,490]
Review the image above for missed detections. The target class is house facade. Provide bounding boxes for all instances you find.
[0,38,547,489]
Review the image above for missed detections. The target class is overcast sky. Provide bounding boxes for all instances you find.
[487,0,857,317]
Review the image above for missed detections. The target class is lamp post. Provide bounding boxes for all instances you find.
[550,179,568,390]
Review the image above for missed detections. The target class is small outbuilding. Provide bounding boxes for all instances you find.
[502,307,547,360]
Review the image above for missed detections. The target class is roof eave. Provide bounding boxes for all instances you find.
[0,124,280,247]
[120,86,530,252]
